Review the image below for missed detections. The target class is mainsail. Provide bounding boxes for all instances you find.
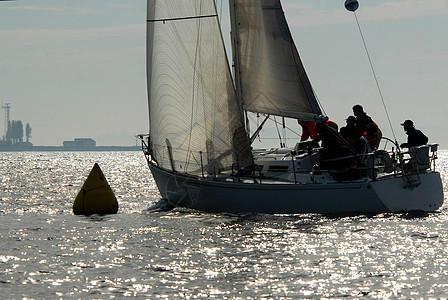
[231,0,323,121]
[147,0,251,174]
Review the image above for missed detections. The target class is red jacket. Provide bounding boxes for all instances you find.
[300,121,318,141]
[363,132,377,150]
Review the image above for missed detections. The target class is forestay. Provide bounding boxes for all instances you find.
[147,0,251,175]
[232,0,323,121]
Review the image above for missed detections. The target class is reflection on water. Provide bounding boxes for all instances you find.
[0,151,447,298]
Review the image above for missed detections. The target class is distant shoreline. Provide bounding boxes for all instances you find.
[0,145,141,152]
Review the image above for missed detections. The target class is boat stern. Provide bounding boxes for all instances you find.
[371,171,444,212]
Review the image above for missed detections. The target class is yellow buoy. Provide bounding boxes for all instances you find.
[73,163,118,215]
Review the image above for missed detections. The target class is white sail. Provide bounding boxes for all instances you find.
[147,0,251,174]
[232,0,323,121]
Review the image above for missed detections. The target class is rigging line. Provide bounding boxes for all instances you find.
[147,14,218,23]
[249,123,266,148]
[218,0,223,22]
[256,113,260,141]
[273,116,284,148]
[312,86,327,117]
[289,33,323,117]
[281,1,322,118]
[259,1,317,118]
[211,0,222,146]
[353,11,397,143]
[186,3,205,169]
[282,117,287,146]
[268,116,301,137]
[250,137,300,140]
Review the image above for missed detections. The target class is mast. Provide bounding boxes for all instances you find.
[229,0,244,119]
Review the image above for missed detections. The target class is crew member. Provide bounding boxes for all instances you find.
[400,120,428,148]
[352,104,374,132]
[298,121,318,141]
[362,123,381,151]
[340,116,363,146]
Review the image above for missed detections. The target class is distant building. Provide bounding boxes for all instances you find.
[63,138,96,150]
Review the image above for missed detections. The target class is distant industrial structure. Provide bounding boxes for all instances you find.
[0,102,32,148]
[0,103,138,151]
[2,102,10,140]
[63,138,96,150]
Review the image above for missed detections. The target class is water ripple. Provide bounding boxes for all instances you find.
[0,151,447,298]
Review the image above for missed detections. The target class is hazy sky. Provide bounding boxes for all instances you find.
[1,0,447,147]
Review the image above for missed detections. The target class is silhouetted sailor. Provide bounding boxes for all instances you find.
[400,120,428,148]
[352,104,374,133]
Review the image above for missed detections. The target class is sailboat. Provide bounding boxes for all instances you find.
[140,0,444,214]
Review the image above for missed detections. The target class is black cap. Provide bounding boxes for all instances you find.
[401,120,414,127]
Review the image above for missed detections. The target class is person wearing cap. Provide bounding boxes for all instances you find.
[400,120,428,148]
[352,104,383,147]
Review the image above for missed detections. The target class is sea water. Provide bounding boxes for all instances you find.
[1,151,448,299]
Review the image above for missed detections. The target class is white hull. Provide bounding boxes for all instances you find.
[149,162,444,214]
